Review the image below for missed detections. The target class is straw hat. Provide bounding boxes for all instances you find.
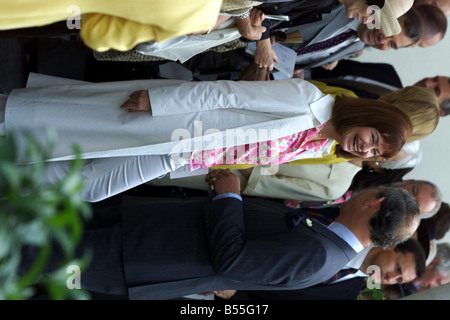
[377,0,414,36]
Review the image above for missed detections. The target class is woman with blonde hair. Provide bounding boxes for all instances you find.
[382,86,440,142]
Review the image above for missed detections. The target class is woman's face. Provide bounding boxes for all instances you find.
[343,0,371,23]
[339,126,386,158]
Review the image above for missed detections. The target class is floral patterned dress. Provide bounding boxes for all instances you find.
[190,122,329,170]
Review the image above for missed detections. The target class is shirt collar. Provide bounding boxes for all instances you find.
[346,245,373,270]
[328,221,365,253]
[309,94,334,125]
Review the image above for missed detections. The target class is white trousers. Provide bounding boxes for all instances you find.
[43,154,186,202]
[2,92,188,203]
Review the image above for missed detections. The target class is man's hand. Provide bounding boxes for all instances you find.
[254,38,279,71]
[236,9,266,41]
[205,169,241,195]
[120,90,152,113]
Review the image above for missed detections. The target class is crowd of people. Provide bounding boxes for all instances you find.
[1,0,450,300]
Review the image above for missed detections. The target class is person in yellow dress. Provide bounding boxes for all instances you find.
[0,0,223,51]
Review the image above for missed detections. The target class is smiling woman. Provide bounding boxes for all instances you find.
[1,78,437,202]
[340,127,385,157]
[326,95,413,160]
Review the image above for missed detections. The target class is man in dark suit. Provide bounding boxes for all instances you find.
[220,237,426,300]
[21,169,420,300]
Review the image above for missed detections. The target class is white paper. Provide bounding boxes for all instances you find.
[272,71,290,80]
[264,14,290,21]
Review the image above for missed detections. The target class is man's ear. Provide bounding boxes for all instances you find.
[430,257,440,269]
[365,196,385,208]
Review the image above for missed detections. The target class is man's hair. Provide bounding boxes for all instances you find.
[331,95,413,159]
[415,4,448,41]
[399,8,425,46]
[395,239,427,280]
[431,202,450,240]
[389,180,443,218]
[435,243,450,277]
[368,187,420,247]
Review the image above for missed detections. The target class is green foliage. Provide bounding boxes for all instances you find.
[357,277,386,300]
[0,133,92,300]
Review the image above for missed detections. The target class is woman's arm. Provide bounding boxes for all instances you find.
[235,8,267,40]
[132,79,325,117]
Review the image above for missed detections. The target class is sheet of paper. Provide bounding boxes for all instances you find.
[159,62,193,81]
[245,42,296,77]
[272,71,290,80]
[170,164,209,179]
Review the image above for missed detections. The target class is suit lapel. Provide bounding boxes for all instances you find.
[305,5,351,44]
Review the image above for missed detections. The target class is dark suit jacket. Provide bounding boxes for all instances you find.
[258,0,341,40]
[115,196,357,299]
[231,276,365,300]
[311,59,403,88]
[311,60,403,98]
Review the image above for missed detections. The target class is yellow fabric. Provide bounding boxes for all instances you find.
[211,82,357,170]
[307,80,358,99]
[0,0,222,51]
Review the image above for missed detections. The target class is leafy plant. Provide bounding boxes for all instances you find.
[0,133,92,300]
[357,277,386,300]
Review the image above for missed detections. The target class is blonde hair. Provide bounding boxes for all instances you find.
[382,86,440,142]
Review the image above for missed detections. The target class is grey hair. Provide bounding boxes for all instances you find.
[369,187,420,247]
[435,243,450,278]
